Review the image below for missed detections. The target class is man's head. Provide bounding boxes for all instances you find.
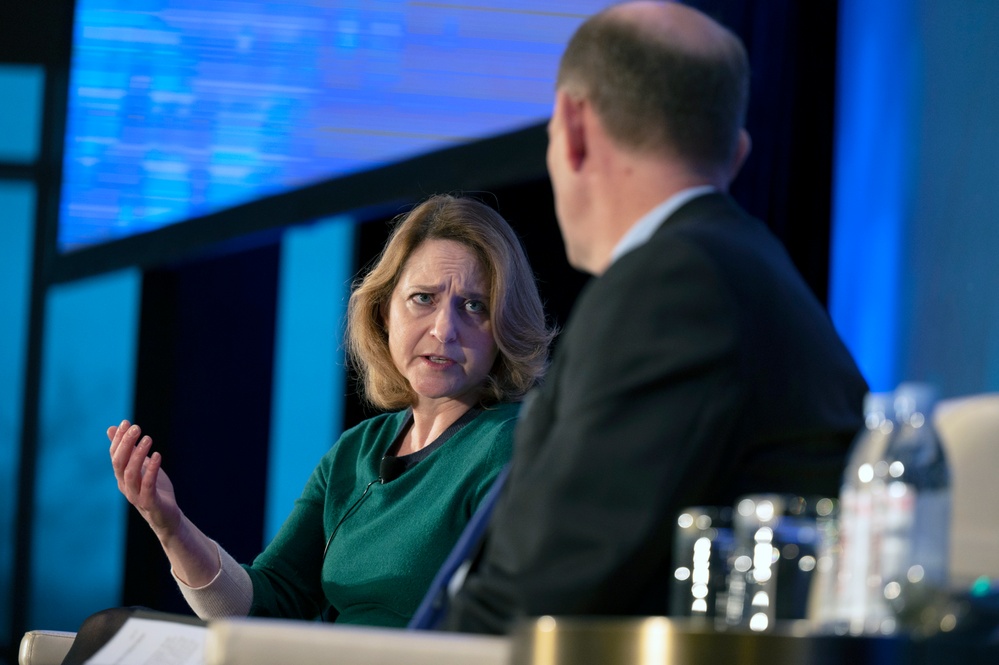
[558,1,749,174]
[546,1,751,274]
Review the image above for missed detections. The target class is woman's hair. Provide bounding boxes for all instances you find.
[346,194,555,410]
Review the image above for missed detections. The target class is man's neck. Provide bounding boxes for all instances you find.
[586,159,719,274]
[607,185,717,268]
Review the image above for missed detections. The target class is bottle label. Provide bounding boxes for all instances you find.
[878,484,950,589]
[911,489,950,586]
[837,485,873,624]
[879,481,914,586]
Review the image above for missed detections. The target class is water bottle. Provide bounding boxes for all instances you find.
[875,382,951,632]
[834,392,895,632]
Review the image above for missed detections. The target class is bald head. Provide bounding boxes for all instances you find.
[608,1,737,55]
[557,1,749,174]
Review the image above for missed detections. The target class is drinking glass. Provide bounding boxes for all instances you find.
[721,494,837,631]
[669,505,735,620]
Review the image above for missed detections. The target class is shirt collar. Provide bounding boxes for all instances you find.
[609,185,716,266]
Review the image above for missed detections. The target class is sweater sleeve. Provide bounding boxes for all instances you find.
[173,541,253,619]
[242,442,339,620]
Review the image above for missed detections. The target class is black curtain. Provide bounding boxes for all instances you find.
[692,0,840,304]
[123,244,279,614]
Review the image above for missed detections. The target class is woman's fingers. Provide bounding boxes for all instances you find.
[110,424,132,489]
[109,422,137,473]
[112,426,153,500]
[106,422,177,535]
[122,435,151,487]
[111,424,142,469]
[141,451,163,497]
[108,419,131,454]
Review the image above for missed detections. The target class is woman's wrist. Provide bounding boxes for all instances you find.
[158,514,221,587]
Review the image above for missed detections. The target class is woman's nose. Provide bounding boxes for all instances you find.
[431,306,458,343]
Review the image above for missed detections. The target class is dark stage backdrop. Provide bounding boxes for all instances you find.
[693,0,840,304]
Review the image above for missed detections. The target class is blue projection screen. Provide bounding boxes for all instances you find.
[58,1,613,252]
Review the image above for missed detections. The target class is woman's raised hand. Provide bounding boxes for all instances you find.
[108,420,181,538]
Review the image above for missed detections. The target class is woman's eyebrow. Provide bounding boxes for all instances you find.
[406,282,488,301]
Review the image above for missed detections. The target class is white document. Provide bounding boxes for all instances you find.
[83,617,207,665]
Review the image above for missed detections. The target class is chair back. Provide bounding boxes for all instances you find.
[934,393,999,586]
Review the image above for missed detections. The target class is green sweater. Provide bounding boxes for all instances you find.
[243,403,517,627]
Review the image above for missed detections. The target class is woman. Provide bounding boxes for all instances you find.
[109,194,554,627]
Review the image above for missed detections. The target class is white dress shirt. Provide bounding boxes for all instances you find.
[609,186,716,267]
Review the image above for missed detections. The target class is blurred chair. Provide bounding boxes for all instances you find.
[18,630,75,665]
[204,617,508,665]
[934,392,999,586]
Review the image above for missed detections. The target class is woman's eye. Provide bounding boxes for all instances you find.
[465,300,487,314]
[412,293,433,305]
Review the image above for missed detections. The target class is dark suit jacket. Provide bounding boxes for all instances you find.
[444,192,869,633]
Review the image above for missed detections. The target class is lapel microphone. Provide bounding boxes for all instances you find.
[321,456,406,566]
[319,453,409,621]
[378,455,407,483]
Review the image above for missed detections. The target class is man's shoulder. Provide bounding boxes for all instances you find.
[645,193,798,280]
[598,196,753,286]
[665,190,748,225]
[659,193,767,244]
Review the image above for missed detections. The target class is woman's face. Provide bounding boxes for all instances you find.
[385,239,499,410]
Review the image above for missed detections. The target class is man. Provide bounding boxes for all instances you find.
[443,1,868,633]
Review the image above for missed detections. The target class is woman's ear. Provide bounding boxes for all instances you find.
[378,301,390,334]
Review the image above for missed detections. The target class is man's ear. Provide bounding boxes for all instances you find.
[558,89,588,172]
[728,128,752,182]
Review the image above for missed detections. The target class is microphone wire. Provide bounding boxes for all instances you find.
[321,478,379,563]
[318,477,381,622]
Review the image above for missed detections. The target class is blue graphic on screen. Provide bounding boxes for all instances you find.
[59,1,612,251]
